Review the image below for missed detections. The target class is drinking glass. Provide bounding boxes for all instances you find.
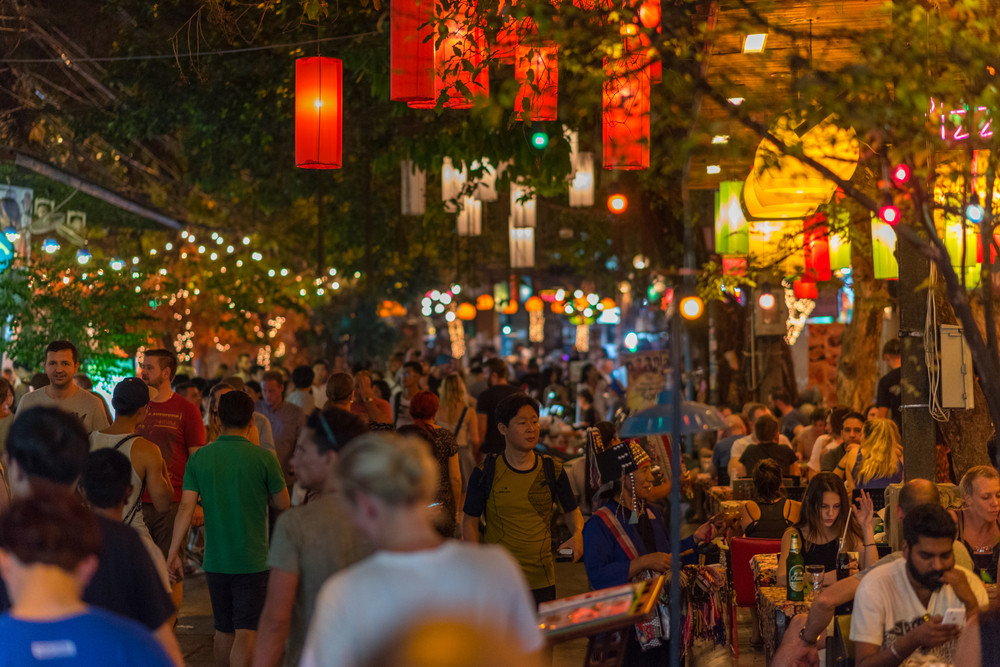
[805,564,825,600]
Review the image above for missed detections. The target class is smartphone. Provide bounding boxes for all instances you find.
[556,548,574,562]
[941,607,965,626]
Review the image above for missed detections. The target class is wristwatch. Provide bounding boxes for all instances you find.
[798,626,820,646]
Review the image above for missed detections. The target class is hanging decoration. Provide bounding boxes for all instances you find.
[448,317,466,358]
[566,130,595,207]
[295,57,343,169]
[476,293,495,310]
[529,310,545,342]
[870,214,899,280]
[495,0,536,63]
[457,196,483,236]
[456,302,478,320]
[935,164,982,288]
[437,0,489,109]
[714,181,749,255]
[743,113,859,219]
[472,159,500,201]
[602,53,650,170]
[442,157,467,212]
[515,44,559,121]
[575,323,590,352]
[401,160,426,216]
[510,226,535,268]
[390,0,435,102]
[510,183,537,228]
[803,213,831,282]
[785,284,816,346]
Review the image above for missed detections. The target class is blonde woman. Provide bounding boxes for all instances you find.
[950,465,1000,582]
[299,433,543,667]
[437,372,479,489]
[836,418,903,493]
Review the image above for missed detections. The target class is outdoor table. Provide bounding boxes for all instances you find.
[750,552,779,587]
[756,585,810,660]
[707,486,742,517]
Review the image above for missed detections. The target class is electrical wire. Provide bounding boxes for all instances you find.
[1,32,379,64]
[925,262,950,422]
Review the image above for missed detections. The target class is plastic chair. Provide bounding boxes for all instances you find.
[728,536,782,657]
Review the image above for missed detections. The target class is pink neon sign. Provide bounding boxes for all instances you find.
[929,98,993,142]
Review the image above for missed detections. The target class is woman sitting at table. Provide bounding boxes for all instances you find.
[950,465,1000,582]
[741,459,800,539]
[776,472,876,587]
[836,417,903,493]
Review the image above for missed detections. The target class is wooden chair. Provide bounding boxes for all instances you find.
[728,536,782,657]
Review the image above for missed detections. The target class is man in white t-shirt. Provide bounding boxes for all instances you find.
[15,340,109,434]
[851,503,988,666]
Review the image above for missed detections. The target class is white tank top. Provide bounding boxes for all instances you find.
[88,431,148,535]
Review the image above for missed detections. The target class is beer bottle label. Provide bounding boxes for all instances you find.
[789,564,805,592]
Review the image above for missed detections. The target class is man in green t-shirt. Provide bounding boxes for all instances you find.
[167,391,288,667]
[462,393,584,605]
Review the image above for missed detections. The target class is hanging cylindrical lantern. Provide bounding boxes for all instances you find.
[390,0,435,102]
[575,323,590,352]
[515,43,558,121]
[448,317,466,358]
[401,160,426,216]
[442,157,466,212]
[870,215,899,280]
[603,53,650,170]
[457,196,482,236]
[510,225,535,268]
[529,310,545,343]
[510,183,537,228]
[295,57,342,169]
[495,0,536,64]
[437,0,489,109]
[792,279,818,300]
[803,214,832,281]
[714,181,749,254]
[638,0,660,29]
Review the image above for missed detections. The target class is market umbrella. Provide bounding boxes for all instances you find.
[619,390,728,438]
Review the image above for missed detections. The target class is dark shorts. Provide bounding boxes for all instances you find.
[142,501,184,561]
[205,571,269,633]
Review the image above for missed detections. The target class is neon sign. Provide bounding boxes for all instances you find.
[930,98,993,142]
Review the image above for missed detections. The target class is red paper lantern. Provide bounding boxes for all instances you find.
[391,0,435,102]
[437,0,489,109]
[793,279,819,300]
[603,54,650,170]
[721,256,747,276]
[295,57,342,169]
[495,0,537,64]
[624,31,660,85]
[638,0,660,29]
[515,44,558,121]
[803,214,831,281]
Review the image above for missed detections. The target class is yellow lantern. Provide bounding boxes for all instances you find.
[456,302,477,320]
[525,296,544,312]
[476,294,494,311]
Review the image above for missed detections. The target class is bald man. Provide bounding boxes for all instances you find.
[772,479,974,667]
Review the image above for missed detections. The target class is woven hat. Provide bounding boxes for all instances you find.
[592,427,650,483]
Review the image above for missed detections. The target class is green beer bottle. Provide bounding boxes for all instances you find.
[787,532,805,601]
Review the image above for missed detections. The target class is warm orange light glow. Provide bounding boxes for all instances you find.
[525,296,544,312]
[502,301,519,315]
[607,194,628,213]
[603,54,650,170]
[679,295,704,320]
[515,44,558,121]
[295,57,342,169]
[599,297,616,310]
[456,302,478,320]
[476,294,495,310]
[390,0,435,102]
[437,0,489,109]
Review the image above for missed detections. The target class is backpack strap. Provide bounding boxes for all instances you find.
[112,434,144,527]
[393,393,402,427]
[541,454,559,505]
[453,406,468,437]
[594,506,640,560]
[113,434,140,451]
[479,452,499,498]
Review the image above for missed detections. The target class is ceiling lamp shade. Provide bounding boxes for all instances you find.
[456,302,478,320]
[295,57,342,169]
[442,157,467,212]
[871,214,899,280]
[390,0,435,102]
[714,181,749,255]
[437,0,489,109]
[510,183,537,228]
[457,196,482,236]
[476,293,495,310]
[603,54,650,170]
[745,113,859,216]
[510,225,535,268]
[401,160,426,216]
[525,295,545,312]
[515,44,559,121]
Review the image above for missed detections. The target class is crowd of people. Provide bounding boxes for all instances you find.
[0,335,999,666]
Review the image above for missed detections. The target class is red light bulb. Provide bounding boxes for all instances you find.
[890,164,911,188]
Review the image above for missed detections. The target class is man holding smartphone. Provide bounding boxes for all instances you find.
[850,503,988,666]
